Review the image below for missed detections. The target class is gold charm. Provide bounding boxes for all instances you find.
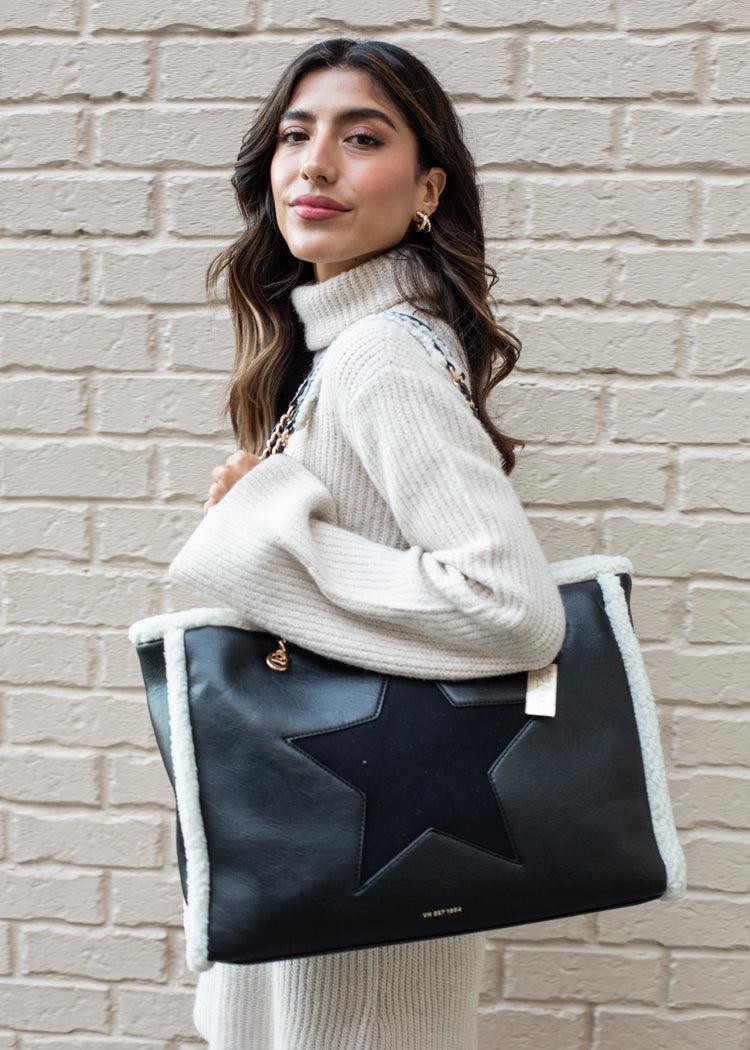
[266,638,289,671]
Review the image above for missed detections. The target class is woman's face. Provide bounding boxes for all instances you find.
[270,67,446,283]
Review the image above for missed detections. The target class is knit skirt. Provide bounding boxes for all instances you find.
[192,930,488,1049]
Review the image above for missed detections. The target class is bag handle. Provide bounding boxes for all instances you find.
[264,310,478,460]
[260,310,477,672]
[382,308,480,418]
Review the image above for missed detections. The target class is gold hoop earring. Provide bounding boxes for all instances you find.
[414,210,432,233]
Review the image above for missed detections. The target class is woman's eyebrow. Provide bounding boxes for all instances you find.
[278,107,398,132]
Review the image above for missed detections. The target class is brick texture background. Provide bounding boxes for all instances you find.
[1,2,749,1046]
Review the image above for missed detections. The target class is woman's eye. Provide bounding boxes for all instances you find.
[350,132,382,146]
[276,130,382,147]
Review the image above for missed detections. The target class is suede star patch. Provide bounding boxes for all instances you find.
[288,675,531,889]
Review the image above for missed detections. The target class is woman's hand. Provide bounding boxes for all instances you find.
[203,449,262,514]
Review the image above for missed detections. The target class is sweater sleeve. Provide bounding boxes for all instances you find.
[167,328,566,679]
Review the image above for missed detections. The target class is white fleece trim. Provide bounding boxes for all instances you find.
[129,606,260,646]
[549,553,634,585]
[163,627,213,973]
[596,571,687,901]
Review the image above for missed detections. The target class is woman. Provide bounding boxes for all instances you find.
[168,36,567,1050]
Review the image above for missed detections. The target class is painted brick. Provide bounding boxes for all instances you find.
[3,11,748,1046]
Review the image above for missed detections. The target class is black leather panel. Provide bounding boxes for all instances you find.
[135,572,667,965]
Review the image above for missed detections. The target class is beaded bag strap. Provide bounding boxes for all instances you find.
[381,308,480,418]
[260,310,477,671]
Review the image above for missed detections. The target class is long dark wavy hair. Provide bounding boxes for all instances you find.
[206,36,526,474]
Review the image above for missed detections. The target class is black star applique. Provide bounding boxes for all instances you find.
[287,675,532,889]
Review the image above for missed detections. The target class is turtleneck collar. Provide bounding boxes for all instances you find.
[290,247,420,352]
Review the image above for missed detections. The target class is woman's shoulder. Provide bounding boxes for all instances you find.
[322,305,469,403]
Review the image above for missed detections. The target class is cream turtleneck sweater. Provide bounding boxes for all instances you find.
[167,247,567,1050]
[168,249,566,679]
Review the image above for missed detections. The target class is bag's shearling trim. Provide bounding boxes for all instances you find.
[596,571,687,901]
[129,606,259,646]
[163,626,214,973]
[549,553,634,585]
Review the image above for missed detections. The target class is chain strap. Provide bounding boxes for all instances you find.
[260,355,325,461]
[263,312,478,672]
[262,354,325,671]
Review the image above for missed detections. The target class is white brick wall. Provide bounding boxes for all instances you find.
[1,2,748,1046]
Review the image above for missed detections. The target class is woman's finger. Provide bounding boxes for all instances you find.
[203,450,259,517]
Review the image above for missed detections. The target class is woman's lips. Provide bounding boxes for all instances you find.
[293,204,351,220]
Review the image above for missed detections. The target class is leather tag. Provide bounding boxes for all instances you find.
[525,661,558,717]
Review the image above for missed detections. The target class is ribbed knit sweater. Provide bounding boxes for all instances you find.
[167,247,567,1049]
